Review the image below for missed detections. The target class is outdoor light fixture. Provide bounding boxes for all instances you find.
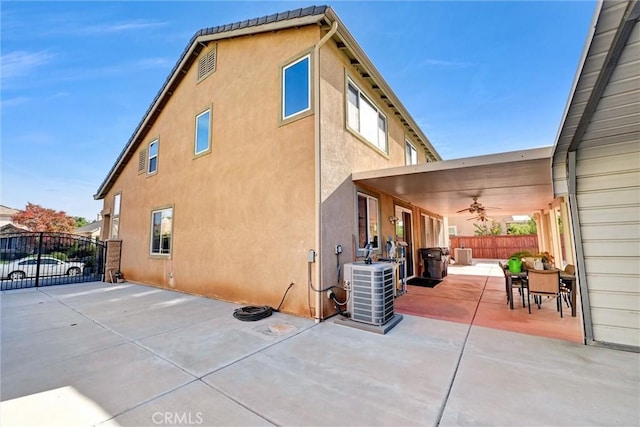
[389,216,399,224]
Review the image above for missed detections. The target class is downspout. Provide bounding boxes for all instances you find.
[313,20,338,323]
[567,150,593,344]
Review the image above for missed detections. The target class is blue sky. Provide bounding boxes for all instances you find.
[1,1,596,219]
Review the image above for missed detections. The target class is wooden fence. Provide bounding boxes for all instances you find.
[449,235,538,260]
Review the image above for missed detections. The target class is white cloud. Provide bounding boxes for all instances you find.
[1,97,31,108]
[68,19,168,36]
[423,59,475,68]
[1,50,55,79]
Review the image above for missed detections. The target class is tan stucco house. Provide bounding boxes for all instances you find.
[94,6,444,320]
[96,3,638,350]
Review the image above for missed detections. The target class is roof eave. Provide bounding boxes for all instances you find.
[324,8,442,162]
[551,0,602,165]
[95,6,443,200]
[94,14,328,200]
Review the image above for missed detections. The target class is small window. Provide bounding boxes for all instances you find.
[197,45,217,81]
[346,80,387,153]
[195,110,211,155]
[150,207,173,256]
[148,140,158,174]
[282,55,310,120]
[111,193,121,239]
[448,226,458,236]
[357,192,380,251]
[405,140,418,165]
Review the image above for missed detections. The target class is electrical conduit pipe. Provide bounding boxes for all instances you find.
[313,20,338,323]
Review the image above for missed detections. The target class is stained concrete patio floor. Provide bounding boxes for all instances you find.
[1,281,638,426]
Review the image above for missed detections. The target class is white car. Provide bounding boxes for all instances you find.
[1,256,84,280]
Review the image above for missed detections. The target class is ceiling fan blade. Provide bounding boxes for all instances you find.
[456,208,471,213]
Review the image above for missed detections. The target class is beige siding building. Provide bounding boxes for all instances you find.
[552,0,640,349]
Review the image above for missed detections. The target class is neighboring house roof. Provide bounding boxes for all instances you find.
[0,224,26,235]
[0,205,19,217]
[94,5,441,200]
[75,220,102,234]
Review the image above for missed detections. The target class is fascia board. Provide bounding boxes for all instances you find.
[551,1,603,163]
[325,8,442,161]
[353,146,553,180]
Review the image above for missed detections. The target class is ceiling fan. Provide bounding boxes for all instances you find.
[456,196,501,215]
[466,211,494,222]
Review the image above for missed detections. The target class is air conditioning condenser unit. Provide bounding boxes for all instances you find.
[344,262,396,326]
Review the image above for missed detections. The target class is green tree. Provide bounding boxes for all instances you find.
[507,219,537,235]
[74,217,89,228]
[474,221,502,236]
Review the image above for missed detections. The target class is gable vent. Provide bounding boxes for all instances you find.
[197,45,217,81]
[138,148,147,174]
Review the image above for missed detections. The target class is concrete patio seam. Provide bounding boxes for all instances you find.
[38,284,318,425]
[99,318,318,426]
[434,274,490,426]
[38,287,200,379]
[194,320,320,379]
[35,286,283,425]
[38,285,318,381]
[96,378,203,425]
[196,379,279,426]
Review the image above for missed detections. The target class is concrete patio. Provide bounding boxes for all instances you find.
[1,280,639,426]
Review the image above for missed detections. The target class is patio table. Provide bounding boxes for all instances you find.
[503,267,577,317]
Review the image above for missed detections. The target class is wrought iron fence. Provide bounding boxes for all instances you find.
[0,232,106,291]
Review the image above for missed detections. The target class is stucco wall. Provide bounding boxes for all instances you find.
[102,26,321,316]
[317,40,432,310]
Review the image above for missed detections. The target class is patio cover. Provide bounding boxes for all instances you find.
[352,146,554,216]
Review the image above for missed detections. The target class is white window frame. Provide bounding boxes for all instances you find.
[448,226,458,236]
[405,139,418,165]
[346,78,388,153]
[356,192,380,253]
[195,109,211,156]
[111,193,121,239]
[282,54,311,120]
[150,207,173,256]
[147,139,158,175]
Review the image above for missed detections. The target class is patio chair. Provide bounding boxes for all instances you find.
[527,269,562,317]
[560,264,575,309]
[500,262,528,308]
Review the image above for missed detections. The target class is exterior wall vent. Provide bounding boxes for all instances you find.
[137,149,147,174]
[197,45,217,81]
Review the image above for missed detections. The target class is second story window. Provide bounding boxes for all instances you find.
[405,140,418,165]
[148,140,158,174]
[195,109,211,156]
[282,55,310,120]
[347,80,387,153]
